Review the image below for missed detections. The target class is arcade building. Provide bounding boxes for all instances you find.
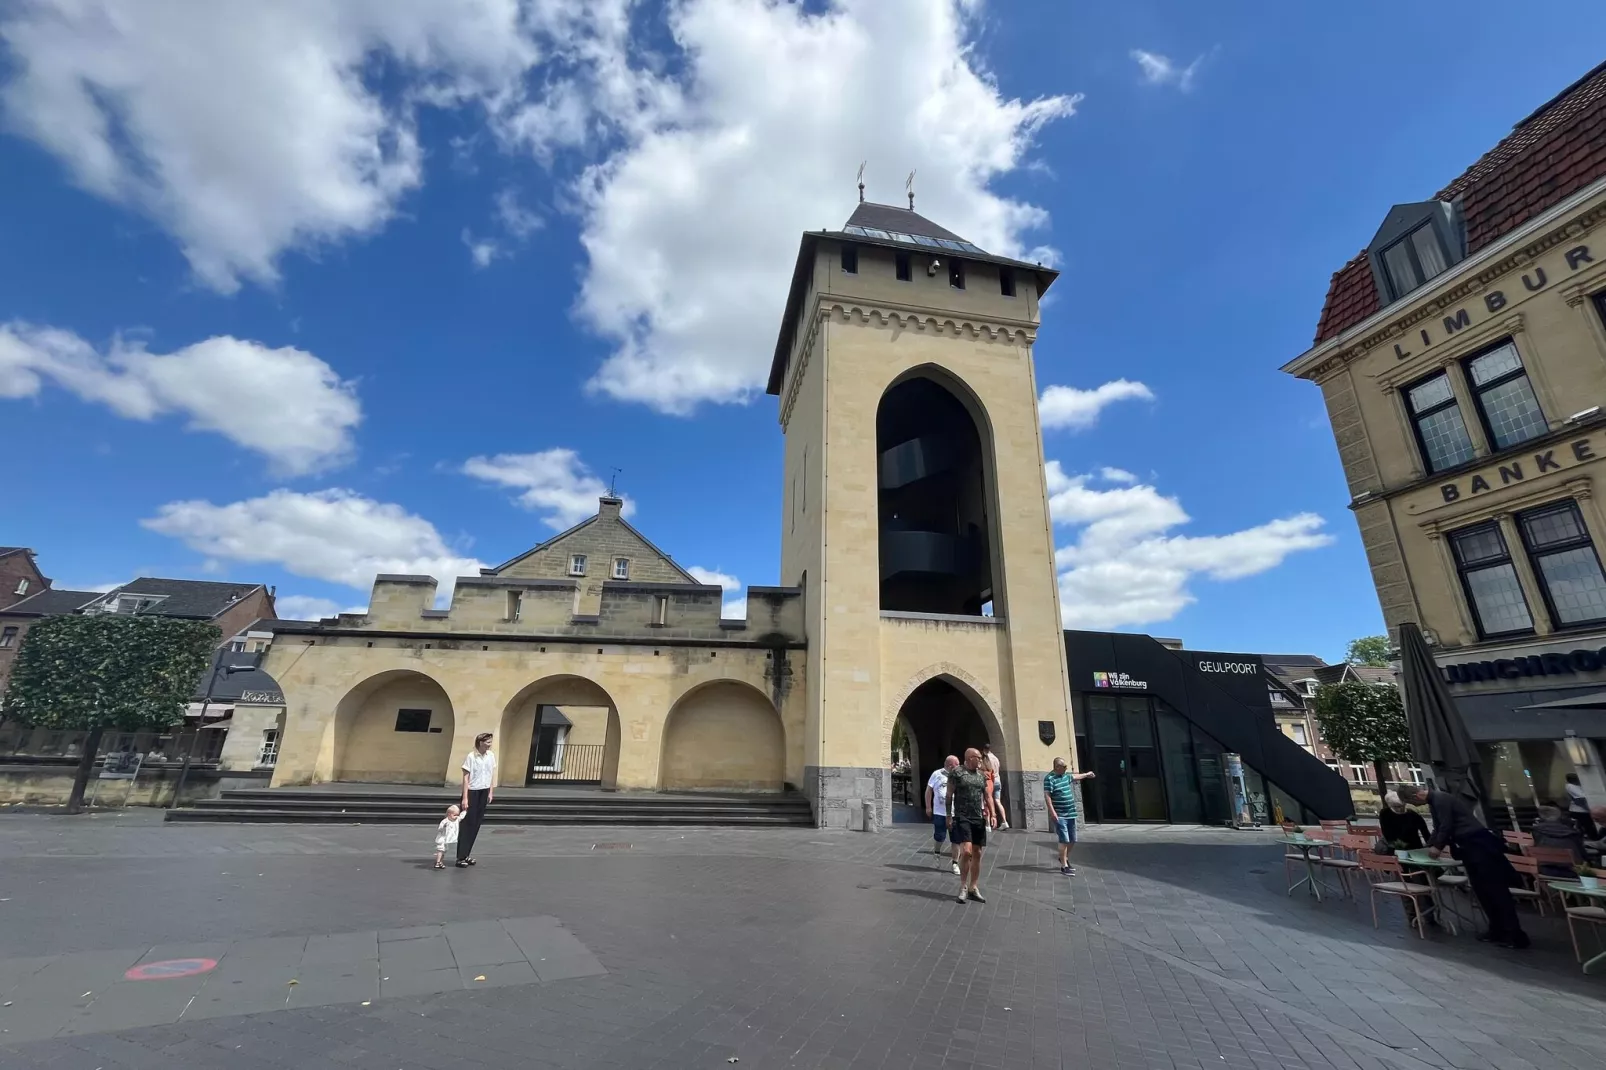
[253,200,1350,829]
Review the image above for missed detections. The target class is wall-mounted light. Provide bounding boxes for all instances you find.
[1564,730,1591,768]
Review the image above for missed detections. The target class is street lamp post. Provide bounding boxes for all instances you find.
[169,659,254,809]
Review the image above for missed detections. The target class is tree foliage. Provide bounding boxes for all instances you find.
[2,614,219,812]
[1345,635,1392,667]
[1314,680,1411,796]
[3,614,219,729]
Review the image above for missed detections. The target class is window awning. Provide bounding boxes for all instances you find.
[1516,690,1606,712]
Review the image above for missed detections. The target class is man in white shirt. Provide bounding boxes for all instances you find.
[456,732,496,867]
[926,755,961,875]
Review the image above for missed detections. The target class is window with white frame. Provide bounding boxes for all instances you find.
[0,627,16,648]
[1325,760,1342,777]
[569,554,587,577]
[1407,764,1427,785]
[258,728,280,767]
[613,557,630,580]
[14,578,28,596]
[1289,722,1308,746]
[1350,764,1371,783]
[506,589,522,622]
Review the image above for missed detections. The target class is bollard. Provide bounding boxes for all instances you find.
[861,799,877,833]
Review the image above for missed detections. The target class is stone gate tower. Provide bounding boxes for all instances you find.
[766,200,1072,830]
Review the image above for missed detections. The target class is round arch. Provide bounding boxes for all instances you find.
[875,364,1005,617]
[497,675,623,788]
[660,679,784,792]
[332,669,455,785]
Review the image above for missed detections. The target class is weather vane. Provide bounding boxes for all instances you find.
[857,161,866,203]
[906,169,916,210]
[608,467,622,497]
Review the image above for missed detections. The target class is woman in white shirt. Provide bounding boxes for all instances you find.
[456,733,496,867]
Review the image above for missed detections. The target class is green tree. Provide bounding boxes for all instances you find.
[1345,635,1392,667]
[1,615,219,813]
[1313,680,1411,800]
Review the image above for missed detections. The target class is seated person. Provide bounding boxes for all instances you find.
[1378,790,1429,850]
[1531,802,1586,877]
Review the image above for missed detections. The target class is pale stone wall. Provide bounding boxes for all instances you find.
[217,704,284,771]
[661,681,787,791]
[1302,191,1606,652]
[334,674,455,784]
[263,632,806,793]
[495,498,693,589]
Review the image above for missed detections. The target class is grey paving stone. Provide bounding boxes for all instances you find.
[378,967,462,999]
[458,960,537,989]
[442,920,525,967]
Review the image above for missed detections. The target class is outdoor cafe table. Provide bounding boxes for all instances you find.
[1397,853,1466,936]
[1549,881,1606,973]
[1280,836,1333,902]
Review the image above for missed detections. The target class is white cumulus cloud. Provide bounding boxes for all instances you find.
[0,322,360,475]
[1046,462,1333,629]
[1038,380,1154,431]
[689,566,746,620]
[273,594,346,621]
[0,0,540,292]
[503,0,1079,413]
[1130,49,1203,92]
[1098,466,1137,484]
[142,489,485,598]
[462,448,632,530]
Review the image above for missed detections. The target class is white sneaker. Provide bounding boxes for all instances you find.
[956,888,968,903]
[951,860,961,876]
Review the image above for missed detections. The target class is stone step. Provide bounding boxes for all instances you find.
[165,807,814,826]
[183,799,807,817]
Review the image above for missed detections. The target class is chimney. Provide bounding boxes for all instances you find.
[598,496,624,520]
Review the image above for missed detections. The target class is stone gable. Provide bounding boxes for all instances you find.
[491,498,693,586]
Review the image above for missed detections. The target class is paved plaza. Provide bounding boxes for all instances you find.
[1,813,1604,1069]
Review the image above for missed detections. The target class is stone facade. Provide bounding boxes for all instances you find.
[771,212,1075,831]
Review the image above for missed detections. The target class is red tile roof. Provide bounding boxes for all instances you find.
[1313,60,1606,345]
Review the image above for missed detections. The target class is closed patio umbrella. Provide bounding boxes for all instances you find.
[1399,621,1487,809]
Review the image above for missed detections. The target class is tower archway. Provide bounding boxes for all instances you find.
[891,676,1003,818]
[875,369,999,615]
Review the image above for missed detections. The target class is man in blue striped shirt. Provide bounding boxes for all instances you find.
[1042,757,1096,876]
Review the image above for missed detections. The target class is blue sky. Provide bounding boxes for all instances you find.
[2,1,1603,661]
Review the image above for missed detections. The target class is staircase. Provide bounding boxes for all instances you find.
[165,786,816,828]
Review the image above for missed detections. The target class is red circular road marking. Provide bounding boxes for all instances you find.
[124,958,217,981]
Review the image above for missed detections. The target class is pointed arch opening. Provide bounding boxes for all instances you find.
[890,676,1005,819]
[876,368,1001,615]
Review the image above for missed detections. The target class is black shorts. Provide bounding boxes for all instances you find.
[950,817,988,848]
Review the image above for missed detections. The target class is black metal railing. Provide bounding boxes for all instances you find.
[526,743,606,784]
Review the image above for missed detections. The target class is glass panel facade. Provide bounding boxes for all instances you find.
[1155,701,1202,825]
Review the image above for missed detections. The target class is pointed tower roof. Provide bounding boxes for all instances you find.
[767,204,1058,396]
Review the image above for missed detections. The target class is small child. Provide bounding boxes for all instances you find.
[433,804,462,869]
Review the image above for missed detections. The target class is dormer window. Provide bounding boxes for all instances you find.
[1366,201,1462,306]
[1380,223,1449,299]
[840,245,858,274]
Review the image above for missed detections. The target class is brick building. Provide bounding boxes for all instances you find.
[0,548,49,611]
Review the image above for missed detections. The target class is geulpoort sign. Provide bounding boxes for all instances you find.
[1198,660,1257,674]
[1442,644,1606,685]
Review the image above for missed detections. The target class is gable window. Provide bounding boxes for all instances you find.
[1405,371,1476,473]
[613,557,630,580]
[1463,340,1546,451]
[840,244,858,274]
[1380,222,1449,300]
[569,554,587,577]
[506,589,522,622]
[895,252,911,282]
[999,267,1015,298]
[1517,501,1606,627]
[14,578,27,596]
[0,627,15,648]
[395,709,432,733]
[1450,521,1534,638]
